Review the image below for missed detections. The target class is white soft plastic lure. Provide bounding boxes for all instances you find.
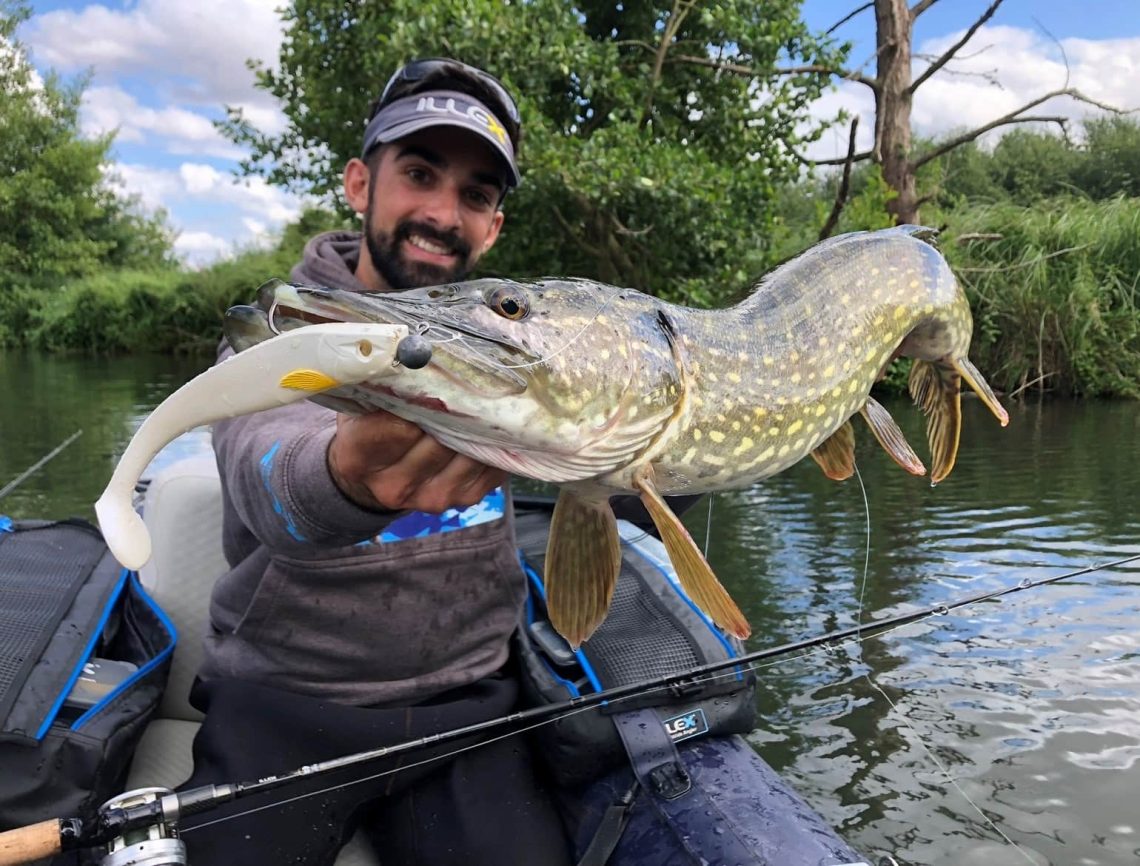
[95,322,409,570]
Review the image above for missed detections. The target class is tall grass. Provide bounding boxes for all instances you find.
[943,197,1140,398]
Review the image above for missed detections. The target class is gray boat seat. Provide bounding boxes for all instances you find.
[124,450,379,866]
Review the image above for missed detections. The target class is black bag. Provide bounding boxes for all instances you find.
[514,511,757,788]
[0,517,175,831]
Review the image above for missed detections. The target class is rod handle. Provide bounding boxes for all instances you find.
[0,819,63,865]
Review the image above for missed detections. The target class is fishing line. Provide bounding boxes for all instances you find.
[182,698,614,835]
[0,429,84,501]
[849,462,1039,864]
[703,494,715,559]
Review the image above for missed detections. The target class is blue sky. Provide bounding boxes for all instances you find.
[17,0,1140,265]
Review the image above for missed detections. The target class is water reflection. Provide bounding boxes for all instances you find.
[0,349,210,519]
[689,398,1140,865]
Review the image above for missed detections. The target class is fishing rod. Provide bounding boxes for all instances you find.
[1,551,1138,866]
[0,429,83,502]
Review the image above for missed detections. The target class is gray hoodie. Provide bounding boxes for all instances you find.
[200,231,526,706]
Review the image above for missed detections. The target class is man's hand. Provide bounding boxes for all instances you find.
[328,410,507,514]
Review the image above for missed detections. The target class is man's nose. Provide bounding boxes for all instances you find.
[420,188,462,230]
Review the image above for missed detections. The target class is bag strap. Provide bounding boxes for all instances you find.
[575,776,639,866]
[611,708,762,865]
[613,708,691,800]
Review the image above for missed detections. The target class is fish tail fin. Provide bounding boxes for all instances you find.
[953,356,1009,427]
[908,359,962,484]
[634,470,751,640]
[545,489,622,649]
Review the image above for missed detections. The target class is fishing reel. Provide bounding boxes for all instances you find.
[97,788,185,866]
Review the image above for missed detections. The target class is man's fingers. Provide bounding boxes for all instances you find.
[330,410,507,513]
[424,457,508,510]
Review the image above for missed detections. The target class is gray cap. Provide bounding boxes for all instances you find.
[361,89,520,187]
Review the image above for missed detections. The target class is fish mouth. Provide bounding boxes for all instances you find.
[261,283,531,396]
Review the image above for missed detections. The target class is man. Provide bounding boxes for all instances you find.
[181,59,572,866]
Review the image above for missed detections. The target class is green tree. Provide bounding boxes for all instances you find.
[221,0,845,304]
[0,1,174,290]
[1077,116,1140,200]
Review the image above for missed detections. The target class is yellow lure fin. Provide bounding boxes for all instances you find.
[544,488,623,649]
[908,359,962,483]
[860,396,926,476]
[633,469,751,640]
[279,369,342,392]
[953,356,1009,427]
[810,421,856,481]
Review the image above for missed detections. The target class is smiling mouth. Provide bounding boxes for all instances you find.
[407,234,455,258]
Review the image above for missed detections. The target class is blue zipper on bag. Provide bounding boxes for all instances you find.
[33,569,177,739]
[70,572,178,732]
[520,556,604,697]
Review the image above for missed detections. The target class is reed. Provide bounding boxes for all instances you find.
[944,197,1140,399]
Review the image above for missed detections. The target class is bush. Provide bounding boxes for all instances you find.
[943,197,1140,398]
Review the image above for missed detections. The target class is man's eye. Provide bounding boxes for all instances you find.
[466,189,493,208]
[406,167,430,184]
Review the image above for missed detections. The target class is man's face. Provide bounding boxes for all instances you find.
[351,127,507,291]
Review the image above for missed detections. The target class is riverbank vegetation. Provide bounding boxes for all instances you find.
[2,1,1137,398]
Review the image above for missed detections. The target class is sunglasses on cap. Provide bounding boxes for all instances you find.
[374,58,520,136]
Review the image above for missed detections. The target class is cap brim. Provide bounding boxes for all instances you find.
[362,91,520,187]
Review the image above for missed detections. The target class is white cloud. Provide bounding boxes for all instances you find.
[104,161,307,227]
[105,160,311,264]
[174,231,233,262]
[804,25,1140,162]
[23,0,283,107]
[82,85,246,159]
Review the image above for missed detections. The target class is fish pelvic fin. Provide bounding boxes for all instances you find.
[279,369,342,392]
[954,356,1010,428]
[860,396,927,476]
[634,468,751,641]
[908,359,962,484]
[810,421,856,481]
[545,489,622,649]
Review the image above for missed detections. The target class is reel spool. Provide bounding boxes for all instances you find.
[99,788,185,866]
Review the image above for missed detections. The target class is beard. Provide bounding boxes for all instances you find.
[363,210,475,290]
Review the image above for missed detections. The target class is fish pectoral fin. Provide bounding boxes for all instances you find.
[860,396,926,476]
[809,421,856,481]
[634,470,751,640]
[908,359,962,484]
[279,369,342,392]
[545,489,622,649]
[953,357,1010,428]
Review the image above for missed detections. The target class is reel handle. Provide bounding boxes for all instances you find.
[0,818,64,865]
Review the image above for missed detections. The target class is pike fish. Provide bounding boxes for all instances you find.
[224,225,1009,648]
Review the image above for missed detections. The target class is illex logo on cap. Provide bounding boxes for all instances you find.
[415,96,508,146]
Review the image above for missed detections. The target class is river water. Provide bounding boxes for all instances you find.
[2,348,1139,865]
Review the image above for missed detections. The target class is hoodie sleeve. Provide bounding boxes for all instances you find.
[212,348,399,557]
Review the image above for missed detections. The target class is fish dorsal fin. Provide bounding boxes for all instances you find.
[633,468,751,640]
[544,489,623,649]
[908,360,962,483]
[860,396,926,476]
[810,421,856,481]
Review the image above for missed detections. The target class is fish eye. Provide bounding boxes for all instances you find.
[486,286,529,320]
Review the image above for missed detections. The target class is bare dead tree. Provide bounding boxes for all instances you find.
[669,0,1127,225]
[819,117,860,240]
